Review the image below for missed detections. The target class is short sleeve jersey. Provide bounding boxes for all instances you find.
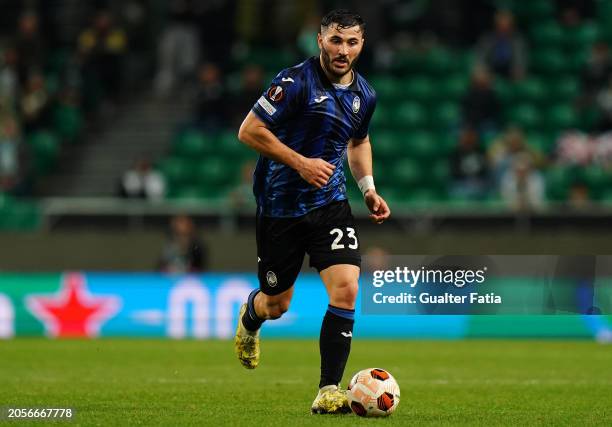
[251,56,377,217]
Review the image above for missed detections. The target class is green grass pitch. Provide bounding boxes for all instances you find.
[0,339,610,426]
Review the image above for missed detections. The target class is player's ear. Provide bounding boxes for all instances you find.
[317,32,323,49]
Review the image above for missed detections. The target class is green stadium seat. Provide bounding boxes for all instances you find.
[390,158,423,186]
[545,105,578,130]
[27,131,60,175]
[53,105,83,143]
[404,131,439,158]
[530,21,563,47]
[526,132,555,154]
[195,157,237,186]
[547,76,580,102]
[393,102,427,129]
[404,188,445,207]
[494,78,514,106]
[0,200,40,231]
[172,130,216,157]
[431,160,451,188]
[440,74,469,102]
[530,49,568,75]
[373,131,402,159]
[398,77,435,103]
[545,166,577,201]
[171,185,227,201]
[515,0,555,21]
[579,166,612,199]
[563,22,600,49]
[369,76,400,101]
[506,103,542,130]
[391,52,421,73]
[430,102,460,128]
[513,78,547,104]
[157,157,194,185]
[369,102,390,129]
[423,48,455,75]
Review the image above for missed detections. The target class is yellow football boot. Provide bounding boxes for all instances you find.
[234,303,260,369]
[310,385,351,414]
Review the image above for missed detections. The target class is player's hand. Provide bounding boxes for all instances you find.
[297,157,336,188]
[364,190,391,224]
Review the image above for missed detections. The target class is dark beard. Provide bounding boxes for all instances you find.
[320,45,359,79]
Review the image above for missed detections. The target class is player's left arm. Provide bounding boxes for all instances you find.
[348,135,391,224]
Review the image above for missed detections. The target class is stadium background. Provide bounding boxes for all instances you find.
[0,0,611,341]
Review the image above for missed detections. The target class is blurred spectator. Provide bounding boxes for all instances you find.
[78,9,127,100]
[556,131,593,166]
[488,126,542,184]
[595,76,612,131]
[476,10,526,80]
[461,65,500,132]
[0,115,23,192]
[581,41,612,101]
[229,64,264,128]
[0,48,18,100]
[19,71,51,132]
[193,62,227,130]
[449,127,489,200]
[500,153,545,211]
[228,160,256,211]
[118,158,166,201]
[14,11,44,85]
[568,181,592,210]
[154,0,201,97]
[158,215,208,273]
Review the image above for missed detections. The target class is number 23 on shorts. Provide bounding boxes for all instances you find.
[329,227,358,250]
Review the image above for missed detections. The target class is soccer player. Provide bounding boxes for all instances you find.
[234,9,390,414]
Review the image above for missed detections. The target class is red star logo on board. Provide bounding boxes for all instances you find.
[26,273,121,338]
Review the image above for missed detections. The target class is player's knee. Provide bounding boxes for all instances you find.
[263,299,290,319]
[330,280,359,308]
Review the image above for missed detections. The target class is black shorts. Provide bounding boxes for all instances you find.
[256,200,361,295]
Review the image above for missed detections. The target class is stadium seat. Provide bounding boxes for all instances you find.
[404,131,439,158]
[530,21,563,47]
[547,76,580,102]
[369,102,390,129]
[563,22,600,49]
[373,131,403,159]
[430,102,460,129]
[530,49,568,75]
[369,76,400,101]
[526,132,555,154]
[390,158,423,186]
[53,105,83,143]
[545,166,577,200]
[195,157,237,186]
[27,131,60,175]
[506,103,542,130]
[513,78,547,104]
[579,166,612,199]
[441,74,469,102]
[172,130,215,157]
[398,76,435,103]
[157,157,194,186]
[392,102,428,129]
[545,105,578,130]
[0,200,40,231]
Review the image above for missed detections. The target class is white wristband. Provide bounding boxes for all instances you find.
[357,175,375,197]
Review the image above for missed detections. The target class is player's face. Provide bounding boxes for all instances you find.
[318,24,364,80]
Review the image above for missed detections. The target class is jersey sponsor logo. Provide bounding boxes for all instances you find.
[257,96,277,115]
[266,271,278,287]
[267,85,284,102]
[281,77,294,83]
[314,95,329,103]
[352,96,361,113]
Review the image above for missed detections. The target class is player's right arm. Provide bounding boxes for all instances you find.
[238,112,335,189]
[238,68,335,189]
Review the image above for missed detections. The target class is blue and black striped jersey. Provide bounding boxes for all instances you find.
[251,56,376,217]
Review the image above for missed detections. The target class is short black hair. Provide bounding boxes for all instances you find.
[321,9,365,34]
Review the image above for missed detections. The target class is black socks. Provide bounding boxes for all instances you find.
[241,289,265,331]
[319,304,355,388]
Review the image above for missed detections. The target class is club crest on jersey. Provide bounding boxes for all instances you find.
[267,85,284,102]
[266,271,278,287]
[352,96,361,113]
